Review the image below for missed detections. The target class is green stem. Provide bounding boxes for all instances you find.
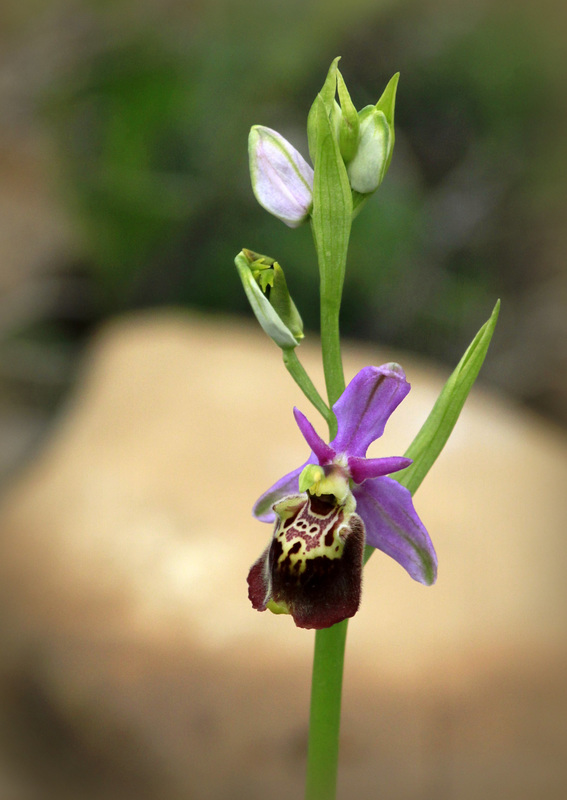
[305,620,348,800]
[304,87,353,800]
[282,348,333,428]
[320,291,345,428]
[304,189,350,800]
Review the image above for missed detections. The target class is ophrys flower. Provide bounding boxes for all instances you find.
[247,364,437,629]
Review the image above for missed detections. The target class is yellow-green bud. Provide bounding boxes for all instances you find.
[235,250,303,349]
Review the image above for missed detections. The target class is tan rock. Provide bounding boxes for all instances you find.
[0,311,565,799]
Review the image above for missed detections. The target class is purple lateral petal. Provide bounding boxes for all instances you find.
[348,456,412,484]
[293,407,335,464]
[354,477,437,585]
[252,459,314,523]
[331,364,410,457]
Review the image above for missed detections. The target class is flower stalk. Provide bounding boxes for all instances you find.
[305,621,348,800]
[237,56,499,800]
[282,348,333,429]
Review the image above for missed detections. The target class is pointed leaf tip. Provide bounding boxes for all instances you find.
[375,72,400,128]
[396,301,500,496]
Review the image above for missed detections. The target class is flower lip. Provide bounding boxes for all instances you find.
[248,490,365,629]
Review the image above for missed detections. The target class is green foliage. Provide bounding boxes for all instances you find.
[47,42,198,298]
[398,299,500,495]
[364,299,500,567]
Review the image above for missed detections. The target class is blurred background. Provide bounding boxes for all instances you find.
[0,0,565,468]
[0,0,565,798]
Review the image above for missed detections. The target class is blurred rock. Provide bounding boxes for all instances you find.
[0,311,565,799]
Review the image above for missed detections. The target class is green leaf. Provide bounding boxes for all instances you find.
[364,300,500,566]
[310,94,353,305]
[310,93,353,408]
[320,57,341,111]
[396,299,501,496]
[307,57,340,164]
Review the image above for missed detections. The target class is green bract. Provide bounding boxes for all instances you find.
[375,72,399,174]
[336,71,359,163]
[307,57,342,164]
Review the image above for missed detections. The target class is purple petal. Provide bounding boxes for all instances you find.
[293,407,335,465]
[252,457,315,523]
[331,364,411,457]
[348,456,412,484]
[354,477,437,585]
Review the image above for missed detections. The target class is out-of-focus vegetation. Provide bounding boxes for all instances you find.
[1,0,566,422]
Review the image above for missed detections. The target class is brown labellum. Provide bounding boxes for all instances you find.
[248,492,365,630]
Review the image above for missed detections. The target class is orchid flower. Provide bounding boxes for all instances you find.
[247,363,437,629]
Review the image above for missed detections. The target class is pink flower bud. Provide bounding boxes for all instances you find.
[249,126,314,228]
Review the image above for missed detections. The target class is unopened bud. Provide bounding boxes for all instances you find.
[346,107,391,194]
[235,250,303,349]
[248,126,313,228]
